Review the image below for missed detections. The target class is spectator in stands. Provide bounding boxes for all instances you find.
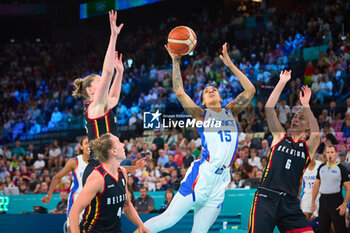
[166,130,178,149]
[150,144,159,160]
[1,145,12,160]
[277,100,291,125]
[140,143,152,158]
[189,142,200,159]
[145,160,160,192]
[260,156,268,171]
[159,188,174,212]
[28,173,40,193]
[135,186,155,214]
[169,169,181,190]
[228,172,244,189]
[127,175,139,192]
[339,152,349,170]
[130,145,138,161]
[33,154,45,171]
[343,119,350,138]
[156,176,172,191]
[12,141,26,158]
[48,143,61,170]
[161,154,177,174]
[153,130,164,149]
[20,165,31,183]
[311,75,322,96]
[40,181,49,194]
[346,98,350,114]
[258,140,269,158]
[314,76,333,104]
[248,148,262,169]
[182,148,194,169]
[28,119,41,135]
[18,182,28,195]
[328,101,339,121]
[50,191,68,214]
[173,146,184,168]
[157,149,168,168]
[0,165,10,182]
[48,107,62,129]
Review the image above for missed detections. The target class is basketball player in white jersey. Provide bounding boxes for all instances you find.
[140,43,255,233]
[301,158,322,221]
[42,136,89,233]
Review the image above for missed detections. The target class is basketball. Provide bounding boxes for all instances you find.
[167,26,197,55]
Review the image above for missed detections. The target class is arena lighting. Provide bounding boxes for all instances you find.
[10,38,15,43]
[251,0,262,2]
[36,38,41,42]
[79,0,164,19]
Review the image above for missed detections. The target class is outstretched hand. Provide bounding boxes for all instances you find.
[300,85,311,107]
[114,51,124,73]
[135,158,147,170]
[109,10,124,37]
[41,195,51,204]
[164,44,182,61]
[219,42,233,67]
[279,70,291,83]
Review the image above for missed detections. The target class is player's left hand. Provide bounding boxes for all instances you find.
[219,42,233,67]
[135,158,147,170]
[300,85,311,107]
[336,203,347,216]
[109,10,124,37]
[114,51,124,73]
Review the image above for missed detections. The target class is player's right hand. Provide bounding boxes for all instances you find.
[164,44,182,61]
[310,201,316,212]
[41,195,51,204]
[279,70,291,83]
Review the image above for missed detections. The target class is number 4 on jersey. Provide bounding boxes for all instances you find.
[117,207,122,218]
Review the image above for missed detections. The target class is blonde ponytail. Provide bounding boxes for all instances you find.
[72,74,98,99]
[90,133,114,162]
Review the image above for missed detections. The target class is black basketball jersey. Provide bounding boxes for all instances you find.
[80,165,127,233]
[259,135,310,197]
[84,101,118,141]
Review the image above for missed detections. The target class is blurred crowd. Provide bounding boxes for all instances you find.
[1,0,350,143]
[1,0,350,214]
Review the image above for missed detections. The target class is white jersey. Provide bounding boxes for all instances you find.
[302,160,322,194]
[67,155,87,216]
[198,108,239,168]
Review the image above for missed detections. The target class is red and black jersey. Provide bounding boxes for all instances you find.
[80,165,127,233]
[84,101,118,141]
[259,135,310,197]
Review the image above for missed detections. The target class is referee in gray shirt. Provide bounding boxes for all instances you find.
[312,145,350,233]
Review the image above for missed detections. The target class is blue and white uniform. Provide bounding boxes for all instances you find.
[145,108,239,233]
[67,155,87,226]
[301,160,321,216]
[179,108,239,207]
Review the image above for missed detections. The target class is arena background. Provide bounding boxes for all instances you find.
[0,0,350,232]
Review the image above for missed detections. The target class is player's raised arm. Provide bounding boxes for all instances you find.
[94,10,123,106]
[300,86,320,160]
[265,70,291,142]
[221,43,256,116]
[109,51,124,108]
[164,45,204,120]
